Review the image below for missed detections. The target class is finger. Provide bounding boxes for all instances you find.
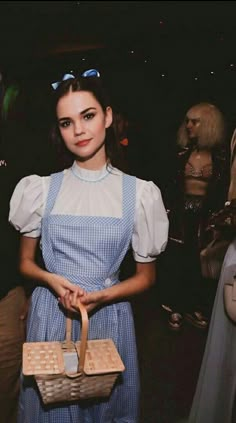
[58,291,68,308]
[58,296,65,308]
[70,292,78,308]
[19,314,27,320]
[71,286,85,297]
[78,287,86,296]
[79,291,91,305]
[71,304,80,313]
[64,291,72,310]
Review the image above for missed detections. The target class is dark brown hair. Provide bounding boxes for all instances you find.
[50,75,125,170]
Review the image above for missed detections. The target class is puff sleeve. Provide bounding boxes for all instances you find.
[9,175,48,237]
[132,180,169,262]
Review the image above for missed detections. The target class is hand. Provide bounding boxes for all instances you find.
[48,274,85,311]
[19,297,30,320]
[80,290,104,313]
[72,290,104,313]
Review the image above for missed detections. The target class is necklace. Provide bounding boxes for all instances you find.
[70,166,110,182]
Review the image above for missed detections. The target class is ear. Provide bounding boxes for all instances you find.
[105,106,113,129]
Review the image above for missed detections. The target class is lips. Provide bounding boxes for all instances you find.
[75,139,91,147]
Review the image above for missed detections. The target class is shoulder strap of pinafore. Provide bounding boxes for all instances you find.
[122,173,136,224]
[44,171,64,216]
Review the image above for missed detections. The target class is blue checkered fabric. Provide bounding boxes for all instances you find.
[18,171,140,422]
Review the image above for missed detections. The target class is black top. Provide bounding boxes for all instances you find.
[162,144,230,248]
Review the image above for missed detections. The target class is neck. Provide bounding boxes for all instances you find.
[75,148,107,170]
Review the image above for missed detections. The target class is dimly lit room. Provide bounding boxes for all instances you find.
[1,2,236,423]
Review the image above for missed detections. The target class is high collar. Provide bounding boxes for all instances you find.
[71,161,112,182]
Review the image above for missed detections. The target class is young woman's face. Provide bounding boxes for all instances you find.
[185,106,202,139]
[56,90,112,166]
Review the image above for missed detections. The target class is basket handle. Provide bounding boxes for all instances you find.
[65,300,88,373]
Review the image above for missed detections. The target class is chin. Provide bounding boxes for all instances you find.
[74,154,92,162]
[74,150,99,162]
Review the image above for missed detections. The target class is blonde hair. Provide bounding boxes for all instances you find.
[228,128,236,201]
[177,102,225,148]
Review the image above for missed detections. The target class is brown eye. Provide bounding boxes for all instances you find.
[59,120,70,128]
[84,113,95,120]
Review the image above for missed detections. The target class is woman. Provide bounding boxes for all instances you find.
[159,102,229,330]
[188,128,236,423]
[9,70,169,422]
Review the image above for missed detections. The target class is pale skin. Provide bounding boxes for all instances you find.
[184,105,213,196]
[19,89,156,313]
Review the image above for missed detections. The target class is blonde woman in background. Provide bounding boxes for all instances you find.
[159,102,229,330]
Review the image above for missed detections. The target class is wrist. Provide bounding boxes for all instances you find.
[101,286,118,304]
[42,271,55,288]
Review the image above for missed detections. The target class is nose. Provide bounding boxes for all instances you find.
[186,120,193,129]
[74,120,85,135]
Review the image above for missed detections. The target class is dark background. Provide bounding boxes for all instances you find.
[1,0,236,182]
[1,3,234,421]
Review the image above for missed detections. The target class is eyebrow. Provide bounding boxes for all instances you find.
[58,107,97,122]
[185,117,201,122]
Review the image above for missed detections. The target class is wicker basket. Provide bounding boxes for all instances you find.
[22,301,125,404]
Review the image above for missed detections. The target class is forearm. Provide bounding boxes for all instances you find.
[20,257,52,287]
[101,271,155,304]
[19,236,85,309]
[19,236,47,285]
[79,261,156,310]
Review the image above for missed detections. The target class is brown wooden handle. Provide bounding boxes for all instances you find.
[65,300,88,373]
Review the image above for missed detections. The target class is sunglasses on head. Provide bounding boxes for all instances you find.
[51,69,100,90]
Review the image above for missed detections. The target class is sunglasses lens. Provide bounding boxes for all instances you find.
[52,69,100,90]
[82,69,100,78]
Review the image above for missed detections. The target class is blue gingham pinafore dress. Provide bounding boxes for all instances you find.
[18,170,140,423]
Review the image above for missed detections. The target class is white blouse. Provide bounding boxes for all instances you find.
[9,162,169,263]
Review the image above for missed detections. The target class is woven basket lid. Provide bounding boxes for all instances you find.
[75,339,125,375]
[23,339,125,376]
[23,342,64,375]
